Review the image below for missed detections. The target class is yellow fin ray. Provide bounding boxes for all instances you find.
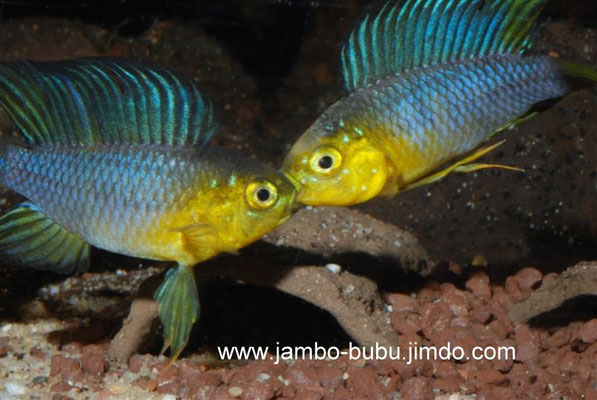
[402,140,524,191]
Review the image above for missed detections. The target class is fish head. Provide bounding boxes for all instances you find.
[282,117,389,206]
[238,168,299,239]
[191,157,298,252]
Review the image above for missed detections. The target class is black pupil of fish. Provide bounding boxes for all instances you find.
[318,155,333,169]
[256,188,270,202]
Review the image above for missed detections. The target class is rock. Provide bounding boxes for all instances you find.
[401,377,433,400]
[387,294,418,313]
[514,325,540,361]
[81,344,107,375]
[465,272,491,299]
[578,319,597,344]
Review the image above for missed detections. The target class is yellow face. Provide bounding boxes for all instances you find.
[281,123,389,206]
[178,168,297,263]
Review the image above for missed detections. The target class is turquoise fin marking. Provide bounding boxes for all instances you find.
[0,58,217,148]
[154,264,199,361]
[341,0,548,91]
[0,203,90,274]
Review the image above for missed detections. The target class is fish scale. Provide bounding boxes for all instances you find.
[338,55,567,176]
[2,145,195,258]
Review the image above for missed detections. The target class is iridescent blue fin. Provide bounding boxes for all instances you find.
[341,0,548,91]
[0,58,217,147]
[402,140,523,191]
[0,203,89,274]
[154,264,199,361]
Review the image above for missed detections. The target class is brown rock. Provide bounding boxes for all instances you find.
[29,347,46,360]
[545,327,572,348]
[346,365,386,399]
[439,286,471,318]
[62,342,83,356]
[576,361,593,382]
[489,340,515,373]
[390,311,421,335]
[132,376,158,392]
[490,286,513,309]
[431,378,460,394]
[50,379,74,393]
[513,267,543,291]
[401,377,433,400]
[569,378,587,397]
[387,294,417,313]
[542,272,559,284]
[286,363,320,387]
[514,325,540,361]
[504,276,529,302]
[486,319,512,340]
[383,375,402,392]
[294,390,323,400]
[474,369,508,385]
[81,344,106,375]
[578,319,597,344]
[50,355,82,379]
[432,360,459,379]
[450,317,470,328]
[211,386,236,400]
[465,272,491,299]
[128,354,152,373]
[470,305,492,324]
[558,352,579,375]
[318,366,343,393]
[51,395,74,400]
[419,303,451,340]
[242,381,278,400]
[417,288,436,303]
[490,387,517,399]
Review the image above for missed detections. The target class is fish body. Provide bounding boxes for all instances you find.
[282,0,595,206]
[0,59,297,357]
[1,144,294,266]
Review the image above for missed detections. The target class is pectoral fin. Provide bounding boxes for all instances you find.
[0,203,90,274]
[173,222,239,256]
[403,140,524,192]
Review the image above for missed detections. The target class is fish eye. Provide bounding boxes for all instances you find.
[256,188,270,202]
[318,155,333,169]
[310,146,342,176]
[246,179,279,210]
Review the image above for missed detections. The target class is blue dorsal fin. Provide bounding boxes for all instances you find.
[0,58,217,147]
[341,0,548,91]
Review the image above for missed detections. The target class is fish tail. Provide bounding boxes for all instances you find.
[556,59,597,83]
[154,264,200,361]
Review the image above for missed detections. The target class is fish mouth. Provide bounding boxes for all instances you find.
[282,170,302,193]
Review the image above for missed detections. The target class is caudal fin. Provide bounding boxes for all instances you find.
[556,59,597,83]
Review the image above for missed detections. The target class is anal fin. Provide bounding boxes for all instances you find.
[0,203,90,274]
[403,140,524,192]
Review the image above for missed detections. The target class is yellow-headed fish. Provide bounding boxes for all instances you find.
[0,59,297,358]
[282,0,597,206]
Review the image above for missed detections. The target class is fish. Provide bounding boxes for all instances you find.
[282,0,597,206]
[0,58,298,359]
